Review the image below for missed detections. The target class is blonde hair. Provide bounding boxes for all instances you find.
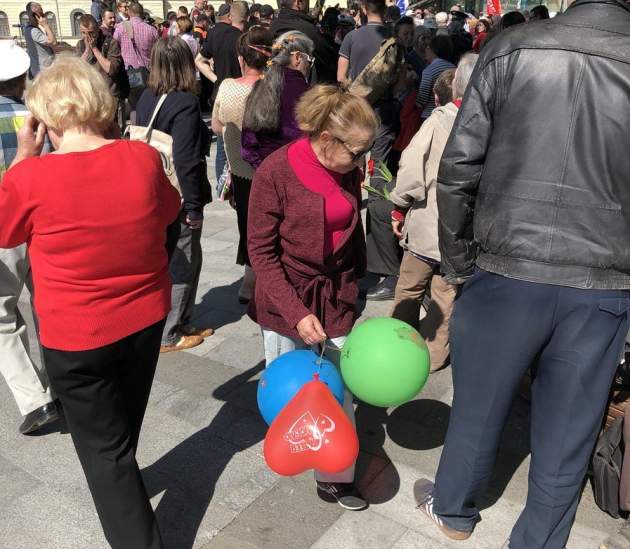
[296,85,379,144]
[26,55,115,133]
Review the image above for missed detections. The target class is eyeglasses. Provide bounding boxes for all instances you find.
[335,138,375,162]
[292,51,315,66]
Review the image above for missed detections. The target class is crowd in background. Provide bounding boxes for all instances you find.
[2,0,630,547]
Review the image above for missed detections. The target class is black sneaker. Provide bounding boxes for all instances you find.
[316,481,368,511]
[365,276,397,301]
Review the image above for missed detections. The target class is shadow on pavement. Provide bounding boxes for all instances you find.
[387,398,451,451]
[194,280,247,330]
[142,362,266,549]
[354,403,401,504]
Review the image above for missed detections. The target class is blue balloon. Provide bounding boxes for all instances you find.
[257,350,345,425]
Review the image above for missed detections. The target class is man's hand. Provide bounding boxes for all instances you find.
[392,219,404,239]
[296,314,327,346]
[10,115,46,170]
[185,214,203,230]
[81,39,92,59]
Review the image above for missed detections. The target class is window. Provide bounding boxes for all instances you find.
[19,11,29,28]
[70,9,85,37]
[45,12,58,36]
[0,12,9,38]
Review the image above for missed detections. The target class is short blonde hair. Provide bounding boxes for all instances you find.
[436,11,448,24]
[296,85,379,145]
[26,55,116,133]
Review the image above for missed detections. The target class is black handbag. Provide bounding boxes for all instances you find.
[591,415,624,518]
[126,66,148,89]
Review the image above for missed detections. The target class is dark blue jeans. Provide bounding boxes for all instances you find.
[433,270,630,548]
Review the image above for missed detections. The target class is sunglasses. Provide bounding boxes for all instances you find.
[292,51,315,66]
[335,138,375,162]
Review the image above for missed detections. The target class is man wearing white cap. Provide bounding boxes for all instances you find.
[0,41,59,434]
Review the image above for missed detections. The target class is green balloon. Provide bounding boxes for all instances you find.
[340,317,430,407]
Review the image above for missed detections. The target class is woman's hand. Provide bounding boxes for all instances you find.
[392,219,404,239]
[10,115,46,170]
[296,314,327,346]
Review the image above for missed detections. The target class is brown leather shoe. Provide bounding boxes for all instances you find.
[160,334,204,353]
[182,326,214,338]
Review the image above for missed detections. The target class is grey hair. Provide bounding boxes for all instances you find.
[453,53,479,99]
[272,31,314,66]
[414,25,432,43]
[242,31,314,134]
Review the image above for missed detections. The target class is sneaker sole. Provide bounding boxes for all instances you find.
[316,488,368,511]
[337,499,368,511]
[413,481,471,542]
[417,504,471,541]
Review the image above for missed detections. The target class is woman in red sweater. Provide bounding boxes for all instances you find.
[248,85,378,511]
[0,57,180,549]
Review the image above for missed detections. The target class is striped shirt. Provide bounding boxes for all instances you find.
[416,57,456,119]
[0,96,28,179]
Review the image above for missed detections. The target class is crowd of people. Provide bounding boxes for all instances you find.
[1,0,630,547]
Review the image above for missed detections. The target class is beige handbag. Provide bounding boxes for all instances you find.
[125,94,181,195]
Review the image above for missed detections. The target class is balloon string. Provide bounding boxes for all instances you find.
[316,343,328,368]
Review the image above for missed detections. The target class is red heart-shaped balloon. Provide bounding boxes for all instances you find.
[264,380,359,477]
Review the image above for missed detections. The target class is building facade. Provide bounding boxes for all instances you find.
[1,0,169,44]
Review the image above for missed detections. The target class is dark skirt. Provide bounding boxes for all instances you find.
[233,174,253,266]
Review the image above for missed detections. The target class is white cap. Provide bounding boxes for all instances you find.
[0,41,31,82]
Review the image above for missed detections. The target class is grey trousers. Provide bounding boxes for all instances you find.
[0,246,53,415]
[262,329,356,484]
[162,218,203,345]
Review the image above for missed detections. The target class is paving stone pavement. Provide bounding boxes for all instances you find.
[0,153,623,549]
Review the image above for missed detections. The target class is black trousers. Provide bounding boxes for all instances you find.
[43,319,166,549]
[366,198,403,277]
[433,270,630,548]
[232,174,252,267]
[366,98,402,278]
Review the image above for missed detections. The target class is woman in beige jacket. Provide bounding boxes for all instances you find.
[389,53,478,372]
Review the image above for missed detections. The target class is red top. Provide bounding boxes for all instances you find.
[247,145,366,339]
[0,140,181,351]
[288,138,353,257]
[473,32,488,53]
[393,90,422,152]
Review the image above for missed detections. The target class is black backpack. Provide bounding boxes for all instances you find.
[591,415,624,518]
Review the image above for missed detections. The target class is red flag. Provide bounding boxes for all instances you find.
[486,0,502,16]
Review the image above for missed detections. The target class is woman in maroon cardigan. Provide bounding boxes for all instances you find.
[248,85,378,511]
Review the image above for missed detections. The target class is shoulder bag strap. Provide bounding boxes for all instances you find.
[123,20,134,41]
[147,94,169,130]
[123,20,149,69]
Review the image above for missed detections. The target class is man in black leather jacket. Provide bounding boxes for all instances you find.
[413,1,630,547]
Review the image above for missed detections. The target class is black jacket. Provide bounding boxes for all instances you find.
[437,0,630,289]
[271,8,338,83]
[136,90,212,220]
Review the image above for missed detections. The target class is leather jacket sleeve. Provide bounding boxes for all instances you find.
[437,61,496,284]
